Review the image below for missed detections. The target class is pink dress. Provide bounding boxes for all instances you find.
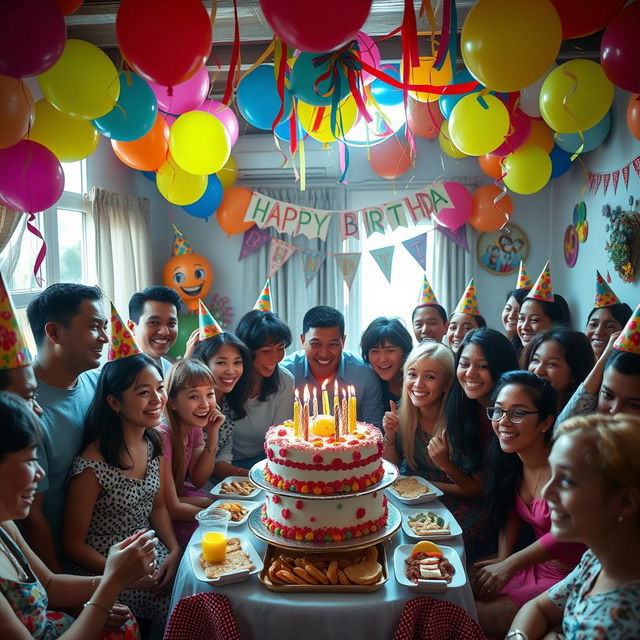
[501,493,586,607]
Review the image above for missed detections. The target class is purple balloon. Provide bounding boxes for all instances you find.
[0,0,66,78]
[436,182,472,231]
[148,65,210,115]
[197,99,239,146]
[0,140,65,213]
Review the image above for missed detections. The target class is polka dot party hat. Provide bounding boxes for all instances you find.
[613,304,640,355]
[0,271,32,370]
[528,261,554,303]
[454,278,481,316]
[109,302,141,361]
[199,299,223,341]
[418,274,439,306]
[594,270,621,308]
[253,279,272,312]
[516,260,533,290]
[172,225,193,256]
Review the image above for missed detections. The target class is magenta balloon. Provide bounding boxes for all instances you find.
[437,182,473,231]
[491,110,532,158]
[0,140,65,213]
[601,2,640,93]
[0,0,66,78]
[148,65,210,115]
[197,99,239,146]
[160,111,177,128]
[355,32,380,85]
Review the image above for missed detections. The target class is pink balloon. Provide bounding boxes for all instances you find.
[197,99,239,146]
[491,109,531,158]
[0,140,64,213]
[436,182,472,231]
[148,65,210,115]
[355,31,380,85]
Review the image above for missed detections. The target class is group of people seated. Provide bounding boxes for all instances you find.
[0,259,637,640]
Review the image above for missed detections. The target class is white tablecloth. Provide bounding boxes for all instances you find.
[169,496,477,640]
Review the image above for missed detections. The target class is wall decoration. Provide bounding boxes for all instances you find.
[564,225,579,268]
[588,153,640,194]
[573,201,589,243]
[476,223,529,275]
[603,203,640,282]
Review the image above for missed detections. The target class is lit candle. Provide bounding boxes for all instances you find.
[321,379,330,415]
[333,381,340,438]
[302,385,310,441]
[312,386,318,419]
[293,388,301,437]
[341,389,348,438]
[348,385,356,434]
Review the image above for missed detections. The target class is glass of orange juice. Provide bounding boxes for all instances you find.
[196,507,231,563]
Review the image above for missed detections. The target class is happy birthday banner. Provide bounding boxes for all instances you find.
[588,152,640,196]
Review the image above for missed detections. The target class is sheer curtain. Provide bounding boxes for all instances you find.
[0,207,25,280]
[84,187,152,315]
[240,186,347,343]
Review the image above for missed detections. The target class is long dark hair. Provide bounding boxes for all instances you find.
[0,392,41,461]
[586,302,633,327]
[605,349,640,376]
[82,354,163,469]
[522,293,572,327]
[192,332,252,419]
[505,288,531,356]
[484,371,557,530]
[235,310,292,402]
[445,328,519,472]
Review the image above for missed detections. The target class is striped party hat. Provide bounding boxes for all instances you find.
[253,278,272,312]
[198,299,223,341]
[594,270,621,308]
[454,278,481,316]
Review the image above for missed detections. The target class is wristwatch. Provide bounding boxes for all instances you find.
[505,631,529,640]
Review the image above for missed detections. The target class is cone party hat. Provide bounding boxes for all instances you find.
[253,279,272,312]
[516,261,533,290]
[198,299,223,341]
[454,279,481,316]
[0,271,32,370]
[612,304,640,355]
[418,274,439,306]
[594,270,621,308]
[528,261,554,302]
[109,303,141,361]
[172,225,193,256]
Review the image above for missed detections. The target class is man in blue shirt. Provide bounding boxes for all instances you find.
[281,306,384,429]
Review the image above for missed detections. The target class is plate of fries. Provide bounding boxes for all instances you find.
[210,500,261,526]
[211,476,261,499]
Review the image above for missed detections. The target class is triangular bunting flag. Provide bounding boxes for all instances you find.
[198,299,223,340]
[369,246,395,283]
[109,303,142,361]
[622,165,630,189]
[253,279,272,312]
[612,169,620,194]
[633,156,640,178]
[268,238,297,277]
[593,174,602,192]
[528,261,554,303]
[0,271,32,369]
[435,225,468,251]
[300,249,327,287]
[613,304,640,355]
[334,253,361,290]
[239,227,271,260]
[516,261,533,289]
[594,270,621,308]
[402,233,428,270]
[603,173,610,195]
[454,279,481,316]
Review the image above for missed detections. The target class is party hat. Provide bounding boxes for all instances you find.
[613,304,640,355]
[594,270,621,308]
[454,278,481,316]
[516,261,533,289]
[528,261,554,303]
[253,278,272,312]
[0,271,32,370]
[418,274,439,306]
[172,225,193,256]
[109,303,141,361]
[198,299,223,341]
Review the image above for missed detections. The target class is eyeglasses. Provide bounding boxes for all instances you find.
[486,407,540,424]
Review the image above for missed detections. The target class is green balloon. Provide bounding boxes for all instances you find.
[167,313,199,360]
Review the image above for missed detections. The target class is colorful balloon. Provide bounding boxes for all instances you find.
[503,145,552,194]
[217,156,238,190]
[216,187,255,235]
[197,100,239,146]
[368,134,413,179]
[601,2,640,93]
[404,56,453,103]
[519,63,556,118]
[290,51,349,107]
[439,121,468,159]
[182,174,223,220]
[549,144,572,179]
[439,69,483,120]
[436,182,472,231]
[555,111,612,154]
[407,98,444,139]
[469,185,513,232]
[627,94,640,141]
[355,32,380,85]
[297,97,358,144]
[491,109,531,157]
[111,113,169,171]
[478,154,504,179]
[525,119,554,153]
[237,64,291,130]
[148,65,210,115]
[550,0,625,39]
[0,76,34,149]
[370,64,402,107]
[162,255,213,313]
[55,0,84,15]
[156,154,207,206]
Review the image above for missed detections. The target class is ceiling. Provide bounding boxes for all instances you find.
[67,0,602,97]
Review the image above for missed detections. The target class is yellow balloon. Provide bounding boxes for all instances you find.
[27,99,99,162]
[169,111,231,176]
[403,56,453,103]
[38,40,120,119]
[526,119,554,153]
[461,0,561,92]
[156,154,207,206]
[439,121,468,158]
[539,60,614,134]
[503,144,552,194]
[449,94,509,156]
[297,96,358,143]
[217,155,237,190]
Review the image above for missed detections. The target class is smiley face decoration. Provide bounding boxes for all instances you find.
[162,226,214,312]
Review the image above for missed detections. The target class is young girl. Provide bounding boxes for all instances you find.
[361,317,414,408]
[502,288,531,356]
[63,354,180,628]
[509,414,640,639]
[523,328,594,413]
[0,393,157,640]
[233,310,294,469]
[192,333,252,479]
[474,372,585,638]
[159,360,225,548]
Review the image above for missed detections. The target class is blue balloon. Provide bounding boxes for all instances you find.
[140,170,156,182]
[182,175,223,220]
[439,69,484,120]
[370,64,402,107]
[274,113,306,142]
[290,52,349,107]
[550,144,572,179]
[555,111,612,154]
[237,64,292,130]
[93,72,157,142]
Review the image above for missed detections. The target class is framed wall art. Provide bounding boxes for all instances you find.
[476,223,529,276]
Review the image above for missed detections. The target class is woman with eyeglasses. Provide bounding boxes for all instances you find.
[473,372,585,639]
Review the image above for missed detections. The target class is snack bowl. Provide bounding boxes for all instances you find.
[210,500,261,527]
[189,537,263,585]
[400,506,463,540]
[386,475,443,505]
[393,543,466,592]
[210,476,262,499]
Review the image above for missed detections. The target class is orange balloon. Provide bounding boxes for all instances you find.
[407,98,444,139]
[216,186,255,235]
[0,76,34,149]
[369,135,413,179]
[111,114,169,171]
[470,185,513,232]
[525,119,554,153]
[627,94,640,141]
[478,154,503,179]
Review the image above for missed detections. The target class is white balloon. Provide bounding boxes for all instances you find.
[520,63,557,118]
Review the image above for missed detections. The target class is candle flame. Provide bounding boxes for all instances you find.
[303,384,309,401]
[295,388,300,400]
[334,379,338,394]
[321,379,328,391]
[313,386,318,398]
[349,384,355,396]
[342,388,347,399]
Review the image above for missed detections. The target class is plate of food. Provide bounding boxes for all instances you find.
[210,476,261,499]
[210,500,261,526]
[387,476,443,504]
[188,536,263,585]
[394,541,466,592]
[401,506,463,540]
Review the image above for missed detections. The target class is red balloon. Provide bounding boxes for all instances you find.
[407,99,444,139]
[54,0,83,15]
[260,0,372,52]
[116,0,212,87]
[627,94,640,141]
[470,185,513,232]
[369,135,413,179]
[550,0,625,39]
[601,2,640,93]
[216,187,255,235]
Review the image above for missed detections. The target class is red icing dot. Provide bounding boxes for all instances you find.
[356,507,366,519]
[331,457,343,469]
[272,495,281,504]
[267,449,274,460]
[279,448,288,457]
[281,508,291,520]
[312,453,323,463]
[295,500,303,510]
[278,429,287,436]
[310,517,316,522]
[352,451,361,461]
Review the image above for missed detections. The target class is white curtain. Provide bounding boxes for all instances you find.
[240,186,347,345]
[84,187,152,316]
[0,207,25,280]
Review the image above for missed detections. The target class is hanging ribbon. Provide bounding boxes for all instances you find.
[25,213,46,287]
[558,62,585,161]
[432,0,451,71]
[221,0,241,106]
